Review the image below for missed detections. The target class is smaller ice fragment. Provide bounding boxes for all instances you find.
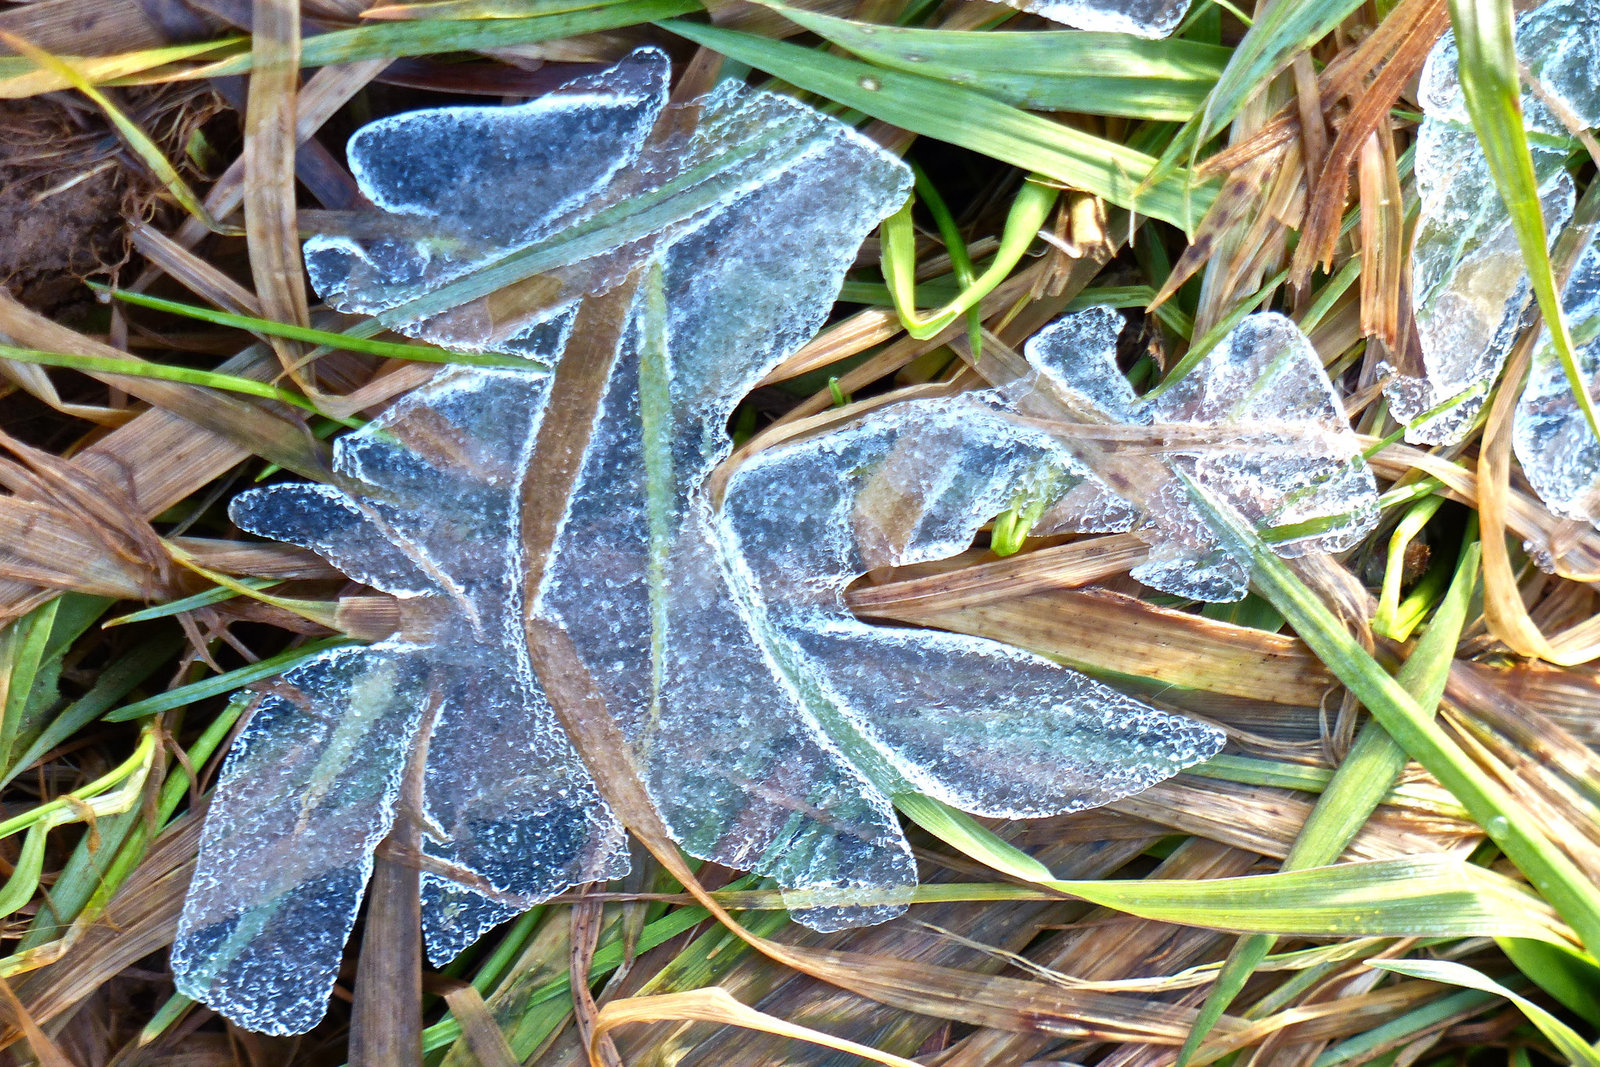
[996,0,1191,36]
[1391,0,1593,444]
[1023,309,1379,602]
[1515,240,1600,528]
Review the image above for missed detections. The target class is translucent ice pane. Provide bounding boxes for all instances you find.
[190,46,1245,1039]
[182,369,629,1030]
[172,644,430,1035]
[1391,0,1588,445]
[998,0,1191,36]
[1022,309,1379,602]
[1515,241,1600,528]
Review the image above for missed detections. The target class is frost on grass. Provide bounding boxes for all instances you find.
[1016,307,1380,602]
[1388,0,1597,445]
[995,0,1191,36]
[179,49,1236,1033]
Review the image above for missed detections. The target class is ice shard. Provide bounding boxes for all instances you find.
[997,0,1191,37]
[1017,307,1379,602]
[1389,0,1598,445]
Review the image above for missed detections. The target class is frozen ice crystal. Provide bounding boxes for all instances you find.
[995,0,1191,36]
[179,49,1236,1033]
[1018,307,1380,602]
[1390,0,1597,444]
[174,356,630,1035]
[1515,242,1600,527]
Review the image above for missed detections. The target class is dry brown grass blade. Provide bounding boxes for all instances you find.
[1356,123,1404,349]
[863,585,1332,705]
[758,307,903,387]
[129,222,263,317]
[0,289,330,480]
[0,0,195,58]
[1476,344,1564,662]
[1109,777,1477,863]
[571,888,623,1067]
[1149,154,1277,314]
[594,988,923,1067]
[350,692,434,1066]
[847,533,1149,615]
[243,0,313,396]
[1291,0,1450,287]
[0,976,74,1067]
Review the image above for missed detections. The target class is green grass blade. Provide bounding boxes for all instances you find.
[0,343,357,425]
[895,795,1571,945]
[1447,0,1600,443]
[660,19,1214,228]
[1372,959,1600,1066]
[198,0,700,77]
[1178,527,1481,1065]
[1499,936,1600,1027]
[102,637,355,722]
[96,286,536,369]
[0,601,59,770]
[1179,474,1600,955]
[754,3,1227,121]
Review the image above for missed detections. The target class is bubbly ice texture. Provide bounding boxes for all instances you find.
[997,0,1191,36]
[1388,0,1596,444]
[174,357,631,1035]
[1515,242,1600,527]
[718,396,1223,922]
[1018,307,1380,602]
[181,48,1247,1032]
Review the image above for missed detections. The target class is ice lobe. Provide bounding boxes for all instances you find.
[997,0,1191,37]
[718,395,1224,919]
[1515,243,1600,528]
[1021,308,1379,602]
[1389,0,1598,444]
[175,360,629,1035]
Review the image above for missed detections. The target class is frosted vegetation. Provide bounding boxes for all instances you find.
[1391,0,1600,531]
[176,48,1385,1033]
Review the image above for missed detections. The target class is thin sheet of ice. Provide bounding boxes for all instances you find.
[997,0,1190,36]
[1388,0,1597,444]
[181,48,1234,1034]
[1018,307,1380,602]
[175,359,630,1034]
[531,201,1227,927]
[1515,240,1600,528]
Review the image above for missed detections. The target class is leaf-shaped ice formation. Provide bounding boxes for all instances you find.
[178,49,1231,1033]
[1013,306,1380,602]
[174,354,631,1035]
[991,0,1190,36]
[1386,0,1597,445]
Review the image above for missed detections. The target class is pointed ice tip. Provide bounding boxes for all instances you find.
[995,0,1191,36]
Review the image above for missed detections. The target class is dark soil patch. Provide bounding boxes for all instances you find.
[0,96,137,318]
